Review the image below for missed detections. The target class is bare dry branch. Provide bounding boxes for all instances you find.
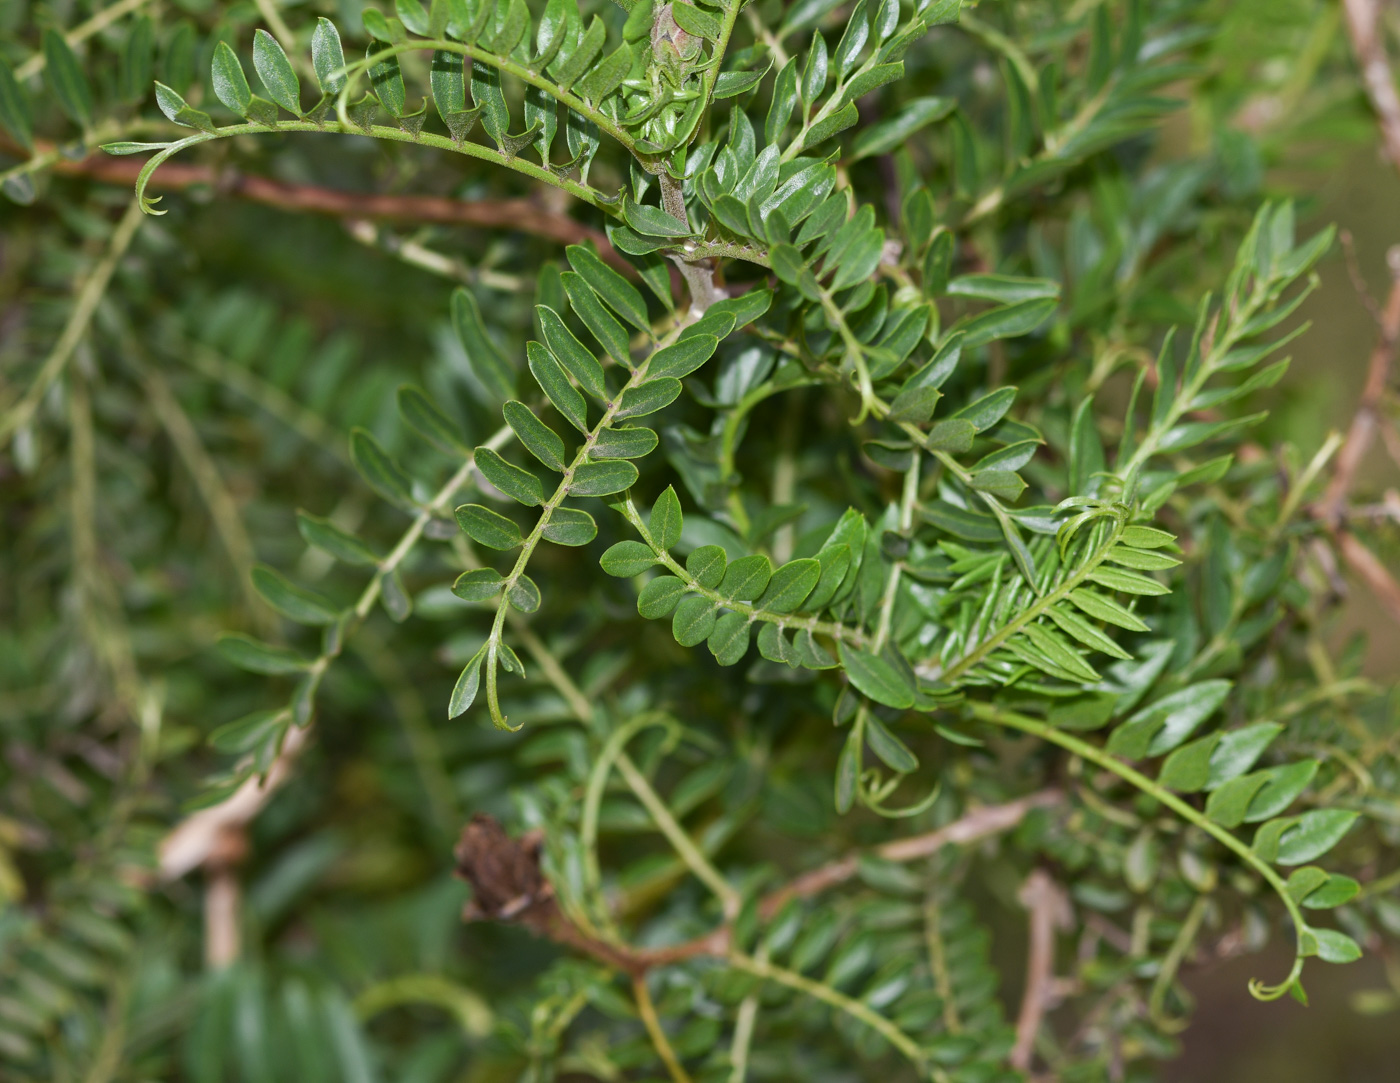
[1343,0,1400,174]
[1010,869,1072,1073]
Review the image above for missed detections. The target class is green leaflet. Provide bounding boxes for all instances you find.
[755,559,821,614]
[686,545,727,589]
[218,633,311,675]
[453,288,517,403]
[591,426,659,459]
[297,512,381,566]
[453,568,505,601]
[649,486,683,550]
[708,611,751,666]
[503,401,566,470]
[44,29,94,128]
[672,595,717,646]
[541,506,598,546]
[623,197,695,238]
[570,460,638,496]
[561,272,631,366]
[455,503,522,550]
[600,540,657,577]
[0,58,34,150]
[838,644,915,709]
[252,565,339,625]
[527,341,588,432]
[399,386,470,456]
[615,378,682,418]
[312,18,347,95]
[720,554,772,601]
[538,306,606,398]
[350,429,414,508]
[475,447,544,506]
[211,41,253,116]
[648,335,720,380]
[566,245,650,332]
[253,30,301,114]
[1105,681,1231,760]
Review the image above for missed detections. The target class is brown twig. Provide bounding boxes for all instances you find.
[1343,0,1400,174]
[454,792,1063,976]
[1010,869,1071,1073]
[1318,250,1400,521]
[13,139,633,274]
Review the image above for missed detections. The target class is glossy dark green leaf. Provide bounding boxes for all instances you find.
[805,100,858,146]
[955,298,1056,348]
[687,545,727,589]
[720,554,773,601]
[649,335,720,380]
[368,43,407,117]
[350,429,414,507]
[1086,566,1170,596]
[947,274,1060,303]
[455,503,522,550]
[1105,545,1181,571]
[431,49,466,121]
[1066,588,1149,631]
[951,387,1017,432]
[766,57,799,144]
[570,460,639,496]
[561,272,631,366]
[623,197,694,238]
[44,29,94,127]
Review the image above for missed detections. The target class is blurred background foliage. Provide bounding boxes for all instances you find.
[1,0,1399,1081]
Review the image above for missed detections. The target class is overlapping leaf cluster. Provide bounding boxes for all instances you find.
[3,0,1399,1081]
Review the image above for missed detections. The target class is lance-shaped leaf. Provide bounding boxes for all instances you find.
[253,30,301,114]
[527,341,588,432]
[649,486,683,550]
[44,30,94,128]
[452,287,516,403]
[0,58,33,150]
[252,565,340,624]
[567,244,650,331]
[456,504,522,550]
[623,197,695,238]
[312,18,348,95]
[398,386,469,455]
[839,644,915,709]
[350,429,414,507]
[475,447,544,506]
[297,511,382,566]
[503,401,566,470]
[211,41,253,116]
[537,306,606,398]
[570,460,638,496]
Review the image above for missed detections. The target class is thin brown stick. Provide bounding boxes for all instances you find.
[1318,251,1400,521]
[1343,0,1400,174]
[1338,530,1400,624]
[1010,869,1070,1073]
[20,141,634,274]
[456,792,1063,975]
[759,789,1063,920]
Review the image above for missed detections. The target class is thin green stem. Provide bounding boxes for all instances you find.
[1,199,145,443]
[127,120,614,219]
[873,457,921,653]
[633,974,695,1083]
[694,1,744,137]
[967,701,1309,1000]
[616,749,741,918]
[726,952,930,1072]
[933,519,1125,682]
